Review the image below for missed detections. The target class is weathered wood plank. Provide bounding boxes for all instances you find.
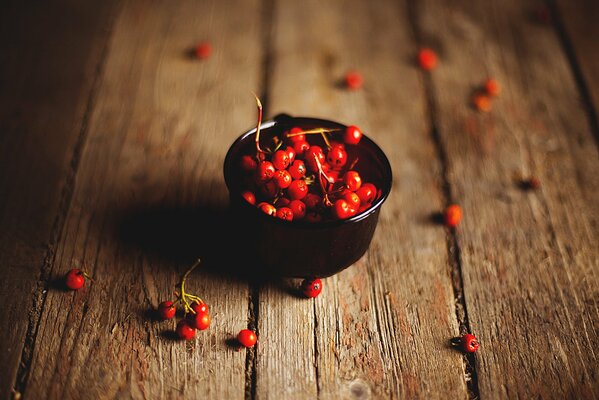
[258,0,468,398]
[24,0,263,398]
[417,0,599,397]
[0,1,117,397]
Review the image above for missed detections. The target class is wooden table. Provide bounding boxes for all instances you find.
[1,0,597,398]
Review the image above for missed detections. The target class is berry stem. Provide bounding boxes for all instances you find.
[179,258,204,315]
[253,93,265,158]
[313,155,334,207]
[285,128,340,137]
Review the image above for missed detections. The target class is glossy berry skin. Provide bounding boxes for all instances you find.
[344,71,363,90]
[305,146,326,172]
[195,41,212,59]
[344,171,362,191]
[286,127,305,143]
[258,202,276,216]
[177,320,196,340]
[276,207,294,221]
[65,269,85,290]
[484,78,501,97]
[303,193,321,210]
[289,200,306,219]
[343,126,362,145]
[292,140,310,156]
[356,183,377,204]
[237,329,257,348]
[256,161,275,182]
[191,311,211,331]
[191,302,209,314]
[288,160,306,180]
[444,204,462,227]
[241,191,256,205]
[301,278,323,298]
[418,48,437,71]
[326,144,347,168]
[287,180,308,200]
[460,333,479,353]
[333,199,353,220]
[272,150,290,170]
[158,301,176,320]
[273,169,292,189]
[240,155,257,172]
[343,191,361,210]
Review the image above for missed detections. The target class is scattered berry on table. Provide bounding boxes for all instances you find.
[158,301,176,320]
[343,125,362,145]
[301,278,323,298]
[460,333,479,353]
[176,320,196,340]
[191,310,211,331]
[237,329,258,348]
[195,41,212,60]
[472,93,491,112]
[484,78,501,97]
[192,302,209,314]
[444,204,462,228]
[418,48,437,71]
[65,268,86,290]
[344,70,363,90]
[524,176,541,190]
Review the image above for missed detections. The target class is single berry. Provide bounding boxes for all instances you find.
[241,191,256,205]
[305,146,326,172]
[258,202,276,216]
[272,150,291,170]
[305,211,323,223]
[301,278,323,298]
[237,329,257,348]
[460,333,479,353]
[292,140,310,156]
[176,320,196,340]
[285,146,296,164]
[303,193,321,209]
[273,169,292,189]
[260,180,278,198]
[344,171,362,191]
[65,269,85,290]
[276,197,291,207]
[158,301,176,320]
[472,93,491,112]
[525,176,541,190]
[289,200,306,219]
[191,302,209,314]
[344,70,363,90]
[288,160,307,180]
[286,127,305,143]
[287,180,308,200]
[326,144,348,168]
[343,125,362,145]
[332,199,353,220]
[195,41,212,60]
[240,155,257,172]
[343,191,361,210]
[276,207,294,221]
[418,48,437,71]
[484,78,501,97]
[356,183,377,204]
[191,310,211,331]
[444,204,462,227]
[256,161,275,182]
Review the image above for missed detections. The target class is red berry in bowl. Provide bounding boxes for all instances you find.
[288,160,306,180]
[460,333,479,353]
[65,269,85,290]
[273,169,292,189]
[276,197,291,208]
[240,155,257,172]
[344,125,362,145]
[258,202,276,216]
[344,70,363,90]
[289,200,306,219]
[305,146,326,172]
[177,320,196,340]
[301,278,323,298]
[285,146,296,164]
[333,199,353,220]
[158,301,176,320]
[191,310,211,330]
[241,191,256,205]
[343,191,361,210]
[287,180,308,200]
[276,207,294,221]
[305,211,323,223]
[356,183,377,204]
[344,171,362,191]
[444,204,462,227]
[326,144,347,168]
[285,127,305,143]
[260,180,278,198]
[256,161,275,182]
[237,329,257,348]
[292,140,310,156]
[272,150,290,170]
[303,193,321,210]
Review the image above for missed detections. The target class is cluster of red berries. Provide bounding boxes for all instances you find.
[238,97,380,222]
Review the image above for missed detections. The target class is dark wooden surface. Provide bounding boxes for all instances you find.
[0,0,597,399]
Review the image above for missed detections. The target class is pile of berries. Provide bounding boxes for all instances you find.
[237,97,380,222]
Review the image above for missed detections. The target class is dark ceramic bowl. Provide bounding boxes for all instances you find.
[223,114,392,278]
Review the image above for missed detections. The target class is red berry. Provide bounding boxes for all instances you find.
[286,127,305,143]
[301,278,323,298]
[343,125,362,145]
[484,78,501,97]
[305,146,326,172]
[292,140,310,156]
[289,200,306,219]
[241,191,256,205]
[344,70,363,90]
[288,160,306,180]
[444,204,462,227]
[158,301,176,320]
[256,161,275,182]
[303,193,321,210]
[195,41,212,60]
[287,180,308,200]
[525,176,541,190]
[333,199,353,220]
[237,329,257,348]
[260,180,278,198]
[258,202,276,216]
[418,48,437,71]
[273,169,292,189]
[65,269,85,290]
[460,333,479,353]
[176,320,196,340]
[272,150,290,170]
[276,197,291,208]
[326,145,348,168]
[356,183,377,204]
[344,171,362,191]
[191,302,209,314]
[343,191,361,210]
[472,93,491,112]
[305,211,323,223]
[240,155,257,172]
[191,311,211,331]
[276,207,294,221]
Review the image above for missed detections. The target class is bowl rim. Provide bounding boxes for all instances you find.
[223,114,393,229]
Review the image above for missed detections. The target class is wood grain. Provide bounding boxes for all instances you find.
[23,0,264,398]
[416,0,599,397]
[0,1,117,397]
[258,0,468,398]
